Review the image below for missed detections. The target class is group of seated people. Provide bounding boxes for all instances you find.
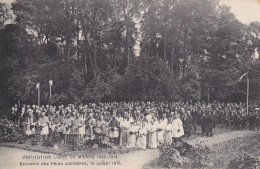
[10,101,259,149]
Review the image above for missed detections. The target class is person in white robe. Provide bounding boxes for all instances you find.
[172,113,184,143]
[74,112,85,142]
[116,114,123,145]
[148,117,158,149]
[157,117,167,144]
[126,122,139,148]
[63,113,73,144]
[164,121,173,144]
[23,110,37,137]
[50,110,64,144]
[145,112,152,122]
[136,122,148,149]
[120,117,130,146]
[38,112,49,142]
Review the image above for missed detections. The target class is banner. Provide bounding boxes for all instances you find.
[36,83,40,89]
[49,80,53,86]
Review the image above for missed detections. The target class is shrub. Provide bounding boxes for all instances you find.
[0,119,26,143]
[159,143,184,167]
[159,141,211,168]
[30,127,42,146]
[229,153,260,169]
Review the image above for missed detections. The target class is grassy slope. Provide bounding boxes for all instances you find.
[209,132,260,169]
[142,131,260,169]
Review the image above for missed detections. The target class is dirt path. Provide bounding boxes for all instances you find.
[0,130,258,169]
[186,130,258,147]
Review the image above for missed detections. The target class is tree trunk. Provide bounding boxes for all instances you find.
[164,31,167,62]
[207,87,210,105]
[76,20,80,60]
[84,54,88,84]
[114,52,117,69]
[92,39,97,78]
[163,2,168,62]
[88,50,94,78]
[66,41,71,61]
[182,28,188,77]
[171,46,174,73]
[123,0,130,66]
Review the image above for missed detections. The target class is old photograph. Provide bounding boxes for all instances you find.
[0,0,260,169]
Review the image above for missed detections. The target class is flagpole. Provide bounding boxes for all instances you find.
[49,80,52,99]
[246,74,249,115]
[50,85,52,98]
[38,84,40,107]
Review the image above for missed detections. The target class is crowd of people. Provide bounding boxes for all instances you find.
[10,101,259,149]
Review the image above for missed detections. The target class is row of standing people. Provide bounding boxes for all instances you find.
[11,102,259,148]
[19,106,187,149]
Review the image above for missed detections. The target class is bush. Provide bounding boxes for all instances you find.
[159,141,211,168]
[229,153,260,169]
[159,143,184,167]
[0,119,26,143]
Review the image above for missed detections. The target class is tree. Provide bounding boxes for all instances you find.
[114,55,180,101]
[0,3,12,29]
[0,0,258,110]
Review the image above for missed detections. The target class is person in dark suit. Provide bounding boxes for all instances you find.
[205,110,214,137]
[108,112,120,144]
[248,111,256,131]
[183,111,192,139]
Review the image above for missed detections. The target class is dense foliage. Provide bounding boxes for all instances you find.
[0,0,260,112]
[0,119,26,143]
[229,153,260,169]
[159,141,211,168]
[113,55,180,101]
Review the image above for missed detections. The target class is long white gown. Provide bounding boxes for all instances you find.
[136,126,148,149]
[148,121,158,149]
[121,119,130,145]
[172,118,184,138]
[77,117,85,135]
[164,123,172,144]
[157,119,167,144]
[127,125,139,148]
[38,116,49,135]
